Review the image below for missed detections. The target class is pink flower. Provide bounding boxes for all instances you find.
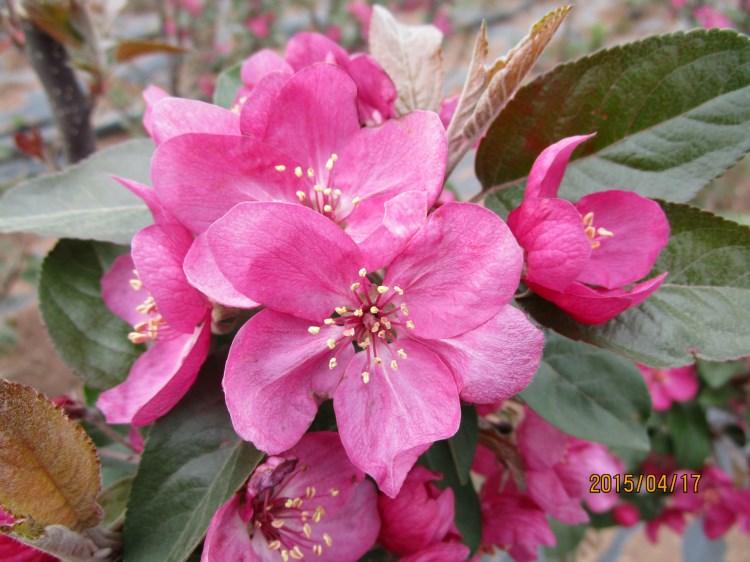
[645,507,687,542]
[377,466,460,555]
[154,64,447,273]
[433,9,453,36]
[245,12,274,39]
[473,445,555,562]
[236,32,396,123]
[517,410,623,524]
[348,1,373,38]
[613,503,640,527]
[202,432,379,561]
[207,201,543,496]
[0,510,56,561]
[96,218,212,427]
[671,466,750,539]
[694,6,733,29]
[638,364,699,411]
[508,135,670,324]
[400,542,470,561]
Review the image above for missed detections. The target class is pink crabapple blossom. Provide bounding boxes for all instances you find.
[638,364,700,411]
[0,510,56,562]
[206,201,544,497]
[507,134,670,324]
[202,432,379,562]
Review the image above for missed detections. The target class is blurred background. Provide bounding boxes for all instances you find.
[1,1,749,560]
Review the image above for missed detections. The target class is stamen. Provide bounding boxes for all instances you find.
[394,286,404,295]
[406,320,415,329]
[307,168,314,178]
[330,488,339,496]
[292,497,303,508]
[331,153,338,161]
[350,282,360,291]
[314,184,324,193]
[306,486,316,498]
[285,499,294,508]
[324,318,335,325]
[591,241,601,249]
[269,540,282,550]
[375,357,383,365]
[323,187,332,196]
[326,158,334,170]
[371,322,380,332]
[296,191,307,202]
[353,309,364,317]
[377,330,386,339]
[128,332,150,344]
[381,318,392,329]
[313,545,323,556]
[335,306,348,315]
[329,358,337,370]
[377,286,389,294]
[291,547,304,560]
[303,523,312,538]
[584,226,596,239]
[361,371,370,384]
[326,339,336,349]
[370,306,379,314]
[583,212,594,227]
[272,519,285,528]
[333,189,341,197]
[295,166,303,177]
[390,360,398,370]
[358,268,367,277]
[275,165,286,172]
[400,303,409,315]
[323,533,333,547]
[398,349,407,359]
[323,204,332,213]
[281,551,289,562]
[313,506,325,522]
[343,328,355,337]
[308,326,321,335]
[351,196,361,205]
[597,227,614,237]
[129,278,142,290]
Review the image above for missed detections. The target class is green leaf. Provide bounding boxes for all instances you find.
[0,140,153,244]
[123,360,263,562]
[543,518,586,557]
[668,403,712,470]
[519,202,750,368]
[697,359,747,388]
[447,406,479,486]
[521,332,651,450]
[213,62,242,109]
[476,30,750,203]
[98,477,133,527]
[39,239,142,391]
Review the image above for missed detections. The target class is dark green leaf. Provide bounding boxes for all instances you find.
[477,30,750,203]
[123,360,263,562]
[98,477,133,527]
[697,359,747,388]
[483,183,524,221]
[0,140,153,244]
[213,62,242,109]
[520,203,750,368]
[543,518,586,557]
[668,403,712,470]
[521,332,651,450]
[39,239,141,391]
[447,406,479,486]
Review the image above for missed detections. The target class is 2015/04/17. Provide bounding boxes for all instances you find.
[590,473,701,494]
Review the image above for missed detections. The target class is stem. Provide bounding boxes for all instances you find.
[21,19,96,164]
[98,447,140,465]
[86,410,141,453]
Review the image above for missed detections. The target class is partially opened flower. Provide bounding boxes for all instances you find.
[96,222,211,427]
[202,432,379,561]
[638,364,699,411]
[507,134,670,324]
[153,64,447,273]
[207,201,543,496]
[236,31,396,123]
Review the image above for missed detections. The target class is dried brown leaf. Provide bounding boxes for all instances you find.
[114,40,186,63]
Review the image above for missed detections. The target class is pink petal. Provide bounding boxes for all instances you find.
[399,543,470,562]
[384,202,523,339]
[152,134,297,233]
[518,410,569,470]
[526,468,589,524]
[481,493,556,558]
[97,322,210,426]
[208,202,364,323]
[239,71,291,138]
[704,506,736,539]
[350,191,428,272]
[346,54,397,123]
[649,380,673,411]
[142,84,169,139]
[334,339,461,497]
[438,94,460,130]
[201,494,256,562]
[422,305,543,404]
[261,64,360,172]
[184,233,259,309]
[663,366,699,402]
[0,536,56,562]
[101,253,147,326]
[526,134,595,199]
[508,197,591,291]
[131,224,207,333]
[112,176,177,226]
[575,190,670,288]
[149,98,239,146]
[285,32,349,70]
[223,310,353,454]
[240,49,292,89]
[526,272,668,325]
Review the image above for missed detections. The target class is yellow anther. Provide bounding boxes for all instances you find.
[272,519,285,528]
[329,358,337,370]
[324,318,335,325]
[391,360,398,370]
[361,371,370,384]
[135,296,157,314]
[406,320,415,329]
[314,184,324,193]
[295,166,303,177]
[371,322,380,333]
[326,158,334,170]
[307,168,315,178]
[128,332,150,344]
[351,196,361,205]
[370,306,379,314]
[306,486,316,498]
[133,321,149,332]
[293,497,303,508]
[377,285,389,294]
[394,286,404,295]
[281,551,289,562]
[333,189,341,197]
[303,523,312,538]
[323,187,332,196]
[327,339,336,349]
[330,488,340,496]
[313,545,323,556]
[285,498,294,508]
[360,336,371,348]
[597,227,614,237]
[313,506,325,522]
[377,330,386,339]
[290,546,304,560]
[323,204,333,213]
[381,318,392,329]
[323,533,333,547]
[375,357,383,365]
[296,190,307,202]
[350,282,360,291]
[583,211,595,227]
[400,303,409,315]
[398,348,407,359]
[308,326,321,335]
[129,278,142,290]
[331,153,338,161]
[275,165,286,172]
[269,540,282,550]
[591,240,601,249]
[343,328,355,337]
[335,307,348,316]
[358,268,367,277]
[584,226,596,239]
[353,309,364,317]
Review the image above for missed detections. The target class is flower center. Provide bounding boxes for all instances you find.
[127,269,170,344]
[582,211,614,249]
[307,268,415,385]
[250,464,339,560]
[274,154,362,225]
